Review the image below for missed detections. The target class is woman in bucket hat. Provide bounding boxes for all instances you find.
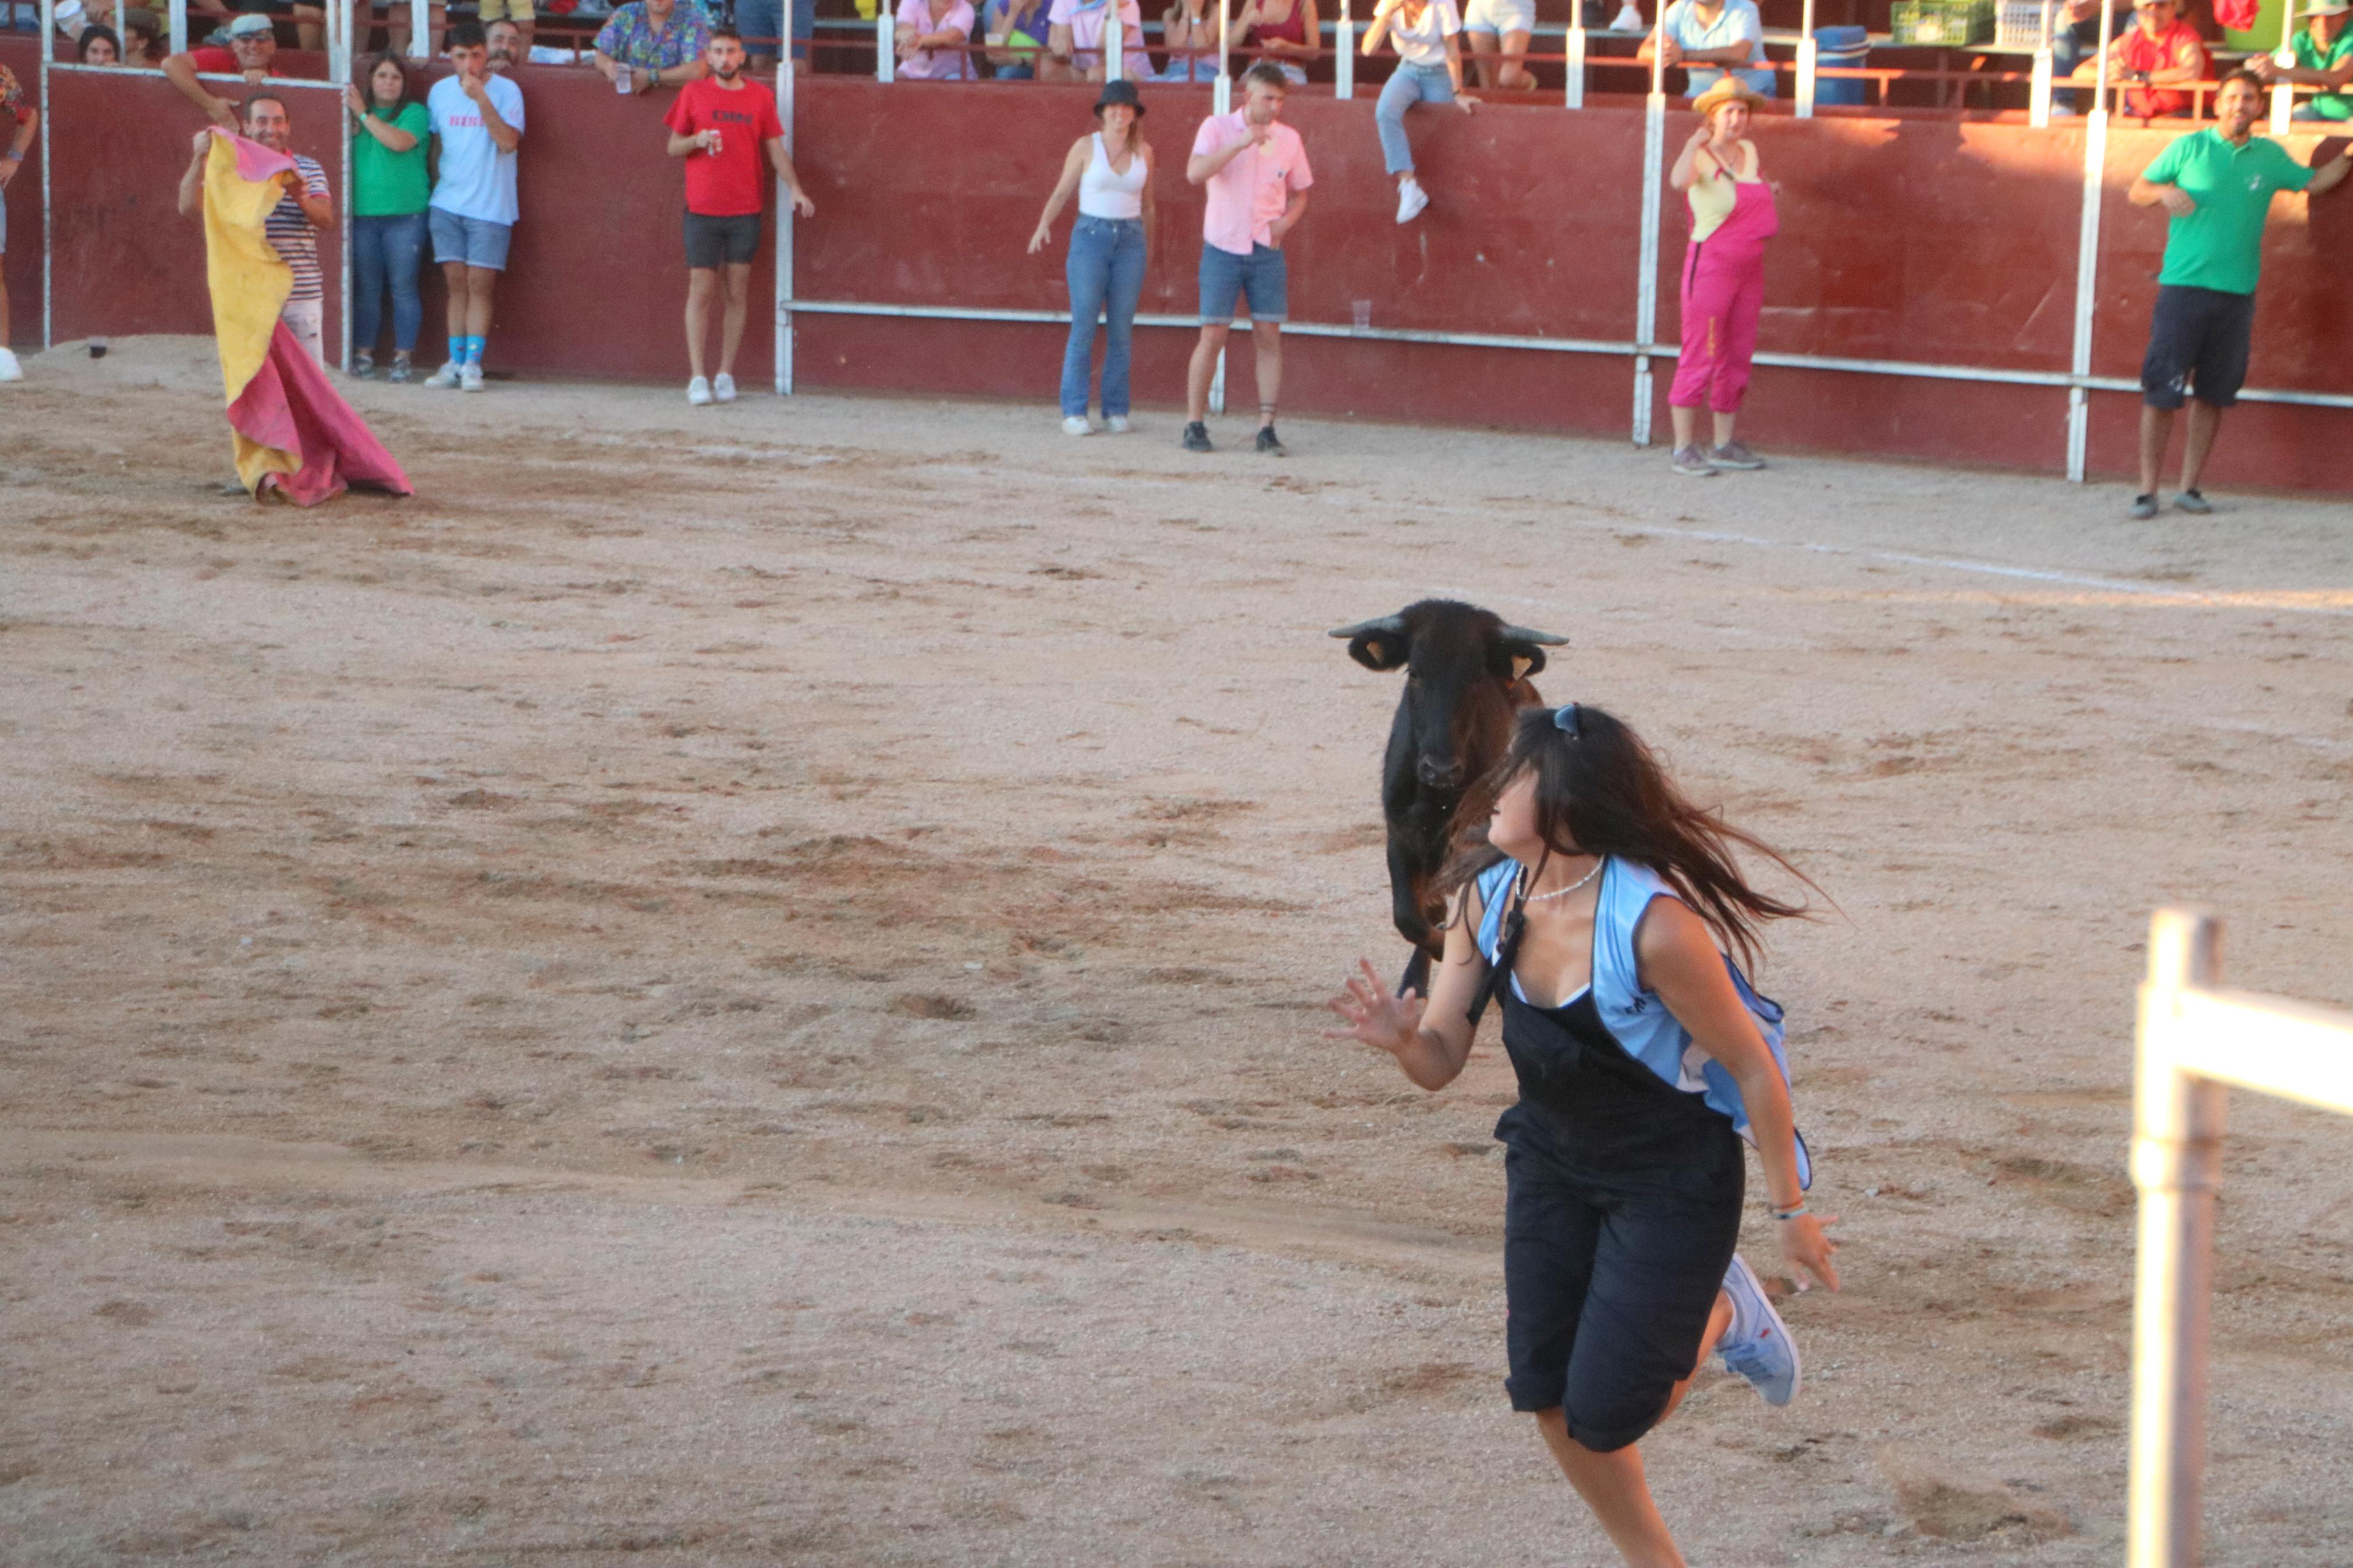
[1028,78,1157,435]
[1665,76,1777,477]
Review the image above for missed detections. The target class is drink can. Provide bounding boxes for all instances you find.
[708,127,723,155]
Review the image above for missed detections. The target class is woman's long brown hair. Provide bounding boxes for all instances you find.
[1438,704,1819,971]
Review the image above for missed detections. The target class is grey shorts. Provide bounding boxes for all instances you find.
[428,208,514,271]
[684,209,761,270]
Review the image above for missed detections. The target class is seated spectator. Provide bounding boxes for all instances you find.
[373,0,446,58]
[190,0,324,52]
[1364,0,1475,224]
[2047,0,2124,113]
[480,0,534,55]
[2251,0,2352,120]
[1235,0,1319,86]
[595,0,714,90]
[984,0,1054,77]
[1154,0,1219,80]
[896,0,975,77]
[488,16,525,67]
[79,21,122,59]
[2072,0,2205,118]
[1047,0,1149,80]
[121,8,166,63]
[1638,0,1776,99]
[164,13,281,129]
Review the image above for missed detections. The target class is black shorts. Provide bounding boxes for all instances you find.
[2141,283,2256,411]
[1497,1105,1743,1450]
[683,210,761,271]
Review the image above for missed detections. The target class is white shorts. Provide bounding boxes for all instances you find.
[280,297,326,370]
[1463,0,1535,35]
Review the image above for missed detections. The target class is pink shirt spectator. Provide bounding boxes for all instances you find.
[1191,111,1313,257]
[1047,0,1152,76]
[896,0,977,78]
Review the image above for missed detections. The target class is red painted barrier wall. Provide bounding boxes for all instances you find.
[23,52,2352,492]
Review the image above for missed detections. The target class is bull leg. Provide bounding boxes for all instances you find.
[1398,947,1432,1000]
[1387,837,1438,957]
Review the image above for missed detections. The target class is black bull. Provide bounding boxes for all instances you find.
[1330,600,1567,996]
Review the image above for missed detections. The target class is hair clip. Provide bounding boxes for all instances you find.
[1553,703,1582,738]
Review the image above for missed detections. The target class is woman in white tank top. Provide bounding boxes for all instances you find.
[1028,79,1157,436]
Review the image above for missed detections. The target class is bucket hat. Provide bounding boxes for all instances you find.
[1094,77,1145,116]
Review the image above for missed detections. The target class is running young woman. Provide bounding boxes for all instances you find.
[1328,703,1839,1568]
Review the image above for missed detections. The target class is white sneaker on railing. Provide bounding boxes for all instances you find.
[1396,179,1430,225]
[0,347,22,383]
[687,375,714,406]
[713,372,737,403]
[1609,2,1643,27]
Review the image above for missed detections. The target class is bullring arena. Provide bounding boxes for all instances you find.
[4,334,2352,1563]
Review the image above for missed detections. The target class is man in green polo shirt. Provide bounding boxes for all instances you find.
[2252,0,2353,120]
[2125,70,2350,518]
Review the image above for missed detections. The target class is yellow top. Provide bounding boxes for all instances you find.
[1685,138,1760,243]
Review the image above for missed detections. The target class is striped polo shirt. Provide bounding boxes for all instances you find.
[265,154,331,303]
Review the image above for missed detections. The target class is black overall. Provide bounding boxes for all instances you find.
[1484,895,1744,1452]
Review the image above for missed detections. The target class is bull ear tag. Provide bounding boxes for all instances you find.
[1510,655,1534,681]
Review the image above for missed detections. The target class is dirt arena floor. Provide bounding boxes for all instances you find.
[4,337,2352,1567]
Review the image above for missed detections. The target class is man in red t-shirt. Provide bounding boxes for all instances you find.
[2071,0,2209,117]
[163,13,278,129]
[662,27,816,406]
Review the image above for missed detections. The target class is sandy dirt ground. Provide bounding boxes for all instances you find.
[3,337,2352,1567]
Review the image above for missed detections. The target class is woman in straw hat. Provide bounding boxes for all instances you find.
[1328,702,1839,1568]
[1666,76,1777,478]
[1028,78,1157,436]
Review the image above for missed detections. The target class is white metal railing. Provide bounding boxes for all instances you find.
[2131,909,2353,1567]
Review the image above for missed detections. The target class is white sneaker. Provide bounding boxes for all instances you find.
[1062,415,1091,436]
[459,363,486,393]
[0,347,22,383]
[1717,1253,1801,1406]
[2046,101,2078,118]
[1105,415,1130,433]
[424,360,463,389]
[687,375,714,406]
[1396,179,1430,225]
[713,372,737,403]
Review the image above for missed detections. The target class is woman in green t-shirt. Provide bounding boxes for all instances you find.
[345,53,432,380]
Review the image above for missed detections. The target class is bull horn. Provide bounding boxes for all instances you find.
[1328,616,1407,639]
[1497,624,1569,646]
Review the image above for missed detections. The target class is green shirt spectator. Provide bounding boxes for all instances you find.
[2276,0,2353,120]
[2139,126,2313,294]
[354,98,431,216]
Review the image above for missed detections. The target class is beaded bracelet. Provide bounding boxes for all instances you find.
[1772,1202,1809,1221]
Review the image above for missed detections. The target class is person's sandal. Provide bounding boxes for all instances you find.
[1710,440,1766,470]
[1671,445,1718,478]
[2175,488,2213,515]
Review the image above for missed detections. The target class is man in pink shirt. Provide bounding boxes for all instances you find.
[1184,62,1313,456]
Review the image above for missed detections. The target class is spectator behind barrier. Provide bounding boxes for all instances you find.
[480,0,535,55]
[1154,0,1219,80]
[664,26,815,404]
[121,8,166,63]
[2074,0,2206,118]
[1048,0,1151,81]
[2252,0,2353,120]
[1364,0,1478,227]
[1464,0,1537,93]
[79,21,120,60]
[984,0,1055,77]
[734,0,812,66]
[189,0,326,51]
[425,22,525,392]
[896,0,977,77]
[164,13,283,131]
[371,0,447,58]
[0,60,35,384]
[346,51,432,381]
[1638,0,1776,101]
[1028,76,1157,436]
[2048,0,2124,114]
[596,0,714,90]
[488,17,526,69]
[1234,0,1319,87]
[2124,71,2350,515]
[177,94,335,367]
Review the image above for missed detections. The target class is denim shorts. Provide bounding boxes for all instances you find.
[428,208,514,271]
[1198,241,1287,325]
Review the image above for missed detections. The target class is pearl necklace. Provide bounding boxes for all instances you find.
[1522,859,1603,905]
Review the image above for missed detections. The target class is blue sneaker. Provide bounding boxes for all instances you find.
[1717,1253,1800,1407]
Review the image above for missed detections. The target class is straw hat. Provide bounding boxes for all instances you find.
[1691,76,1769,120]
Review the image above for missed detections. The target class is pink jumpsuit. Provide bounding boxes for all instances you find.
[1670,176,1778,415]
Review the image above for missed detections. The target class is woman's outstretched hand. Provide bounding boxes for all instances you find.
[1779,1210,1841,1293]
[1324,958,1425,1057]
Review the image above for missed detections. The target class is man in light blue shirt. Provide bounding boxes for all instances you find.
[1638,0,1776,98]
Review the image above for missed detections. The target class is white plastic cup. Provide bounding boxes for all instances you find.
[614,64,634,92]
[1352,300,1372,333]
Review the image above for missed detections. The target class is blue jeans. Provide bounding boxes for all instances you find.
[1376,62,1454,176]
[734,0,814,59]
[352,211,427,356]
[1061,215,1145,419]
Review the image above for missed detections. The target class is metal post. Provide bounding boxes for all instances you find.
[1633,72,1665,446]
[338,11,353,373]
[1795,0,1817,118]
[1336,0,1353,99]
[409,0,429,58]
[2270,2,2295,135]
[168,0,187,54]
[1565,19,1585,108]
[877,0,894,81]
[1214,0,1230,114]
[1105,0,1123,80]
[777,51,795,396]
[2031,0,2053,127]
[2065,99,2104,482]
[40,0,53,351]
[2128,910,2226,1568]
